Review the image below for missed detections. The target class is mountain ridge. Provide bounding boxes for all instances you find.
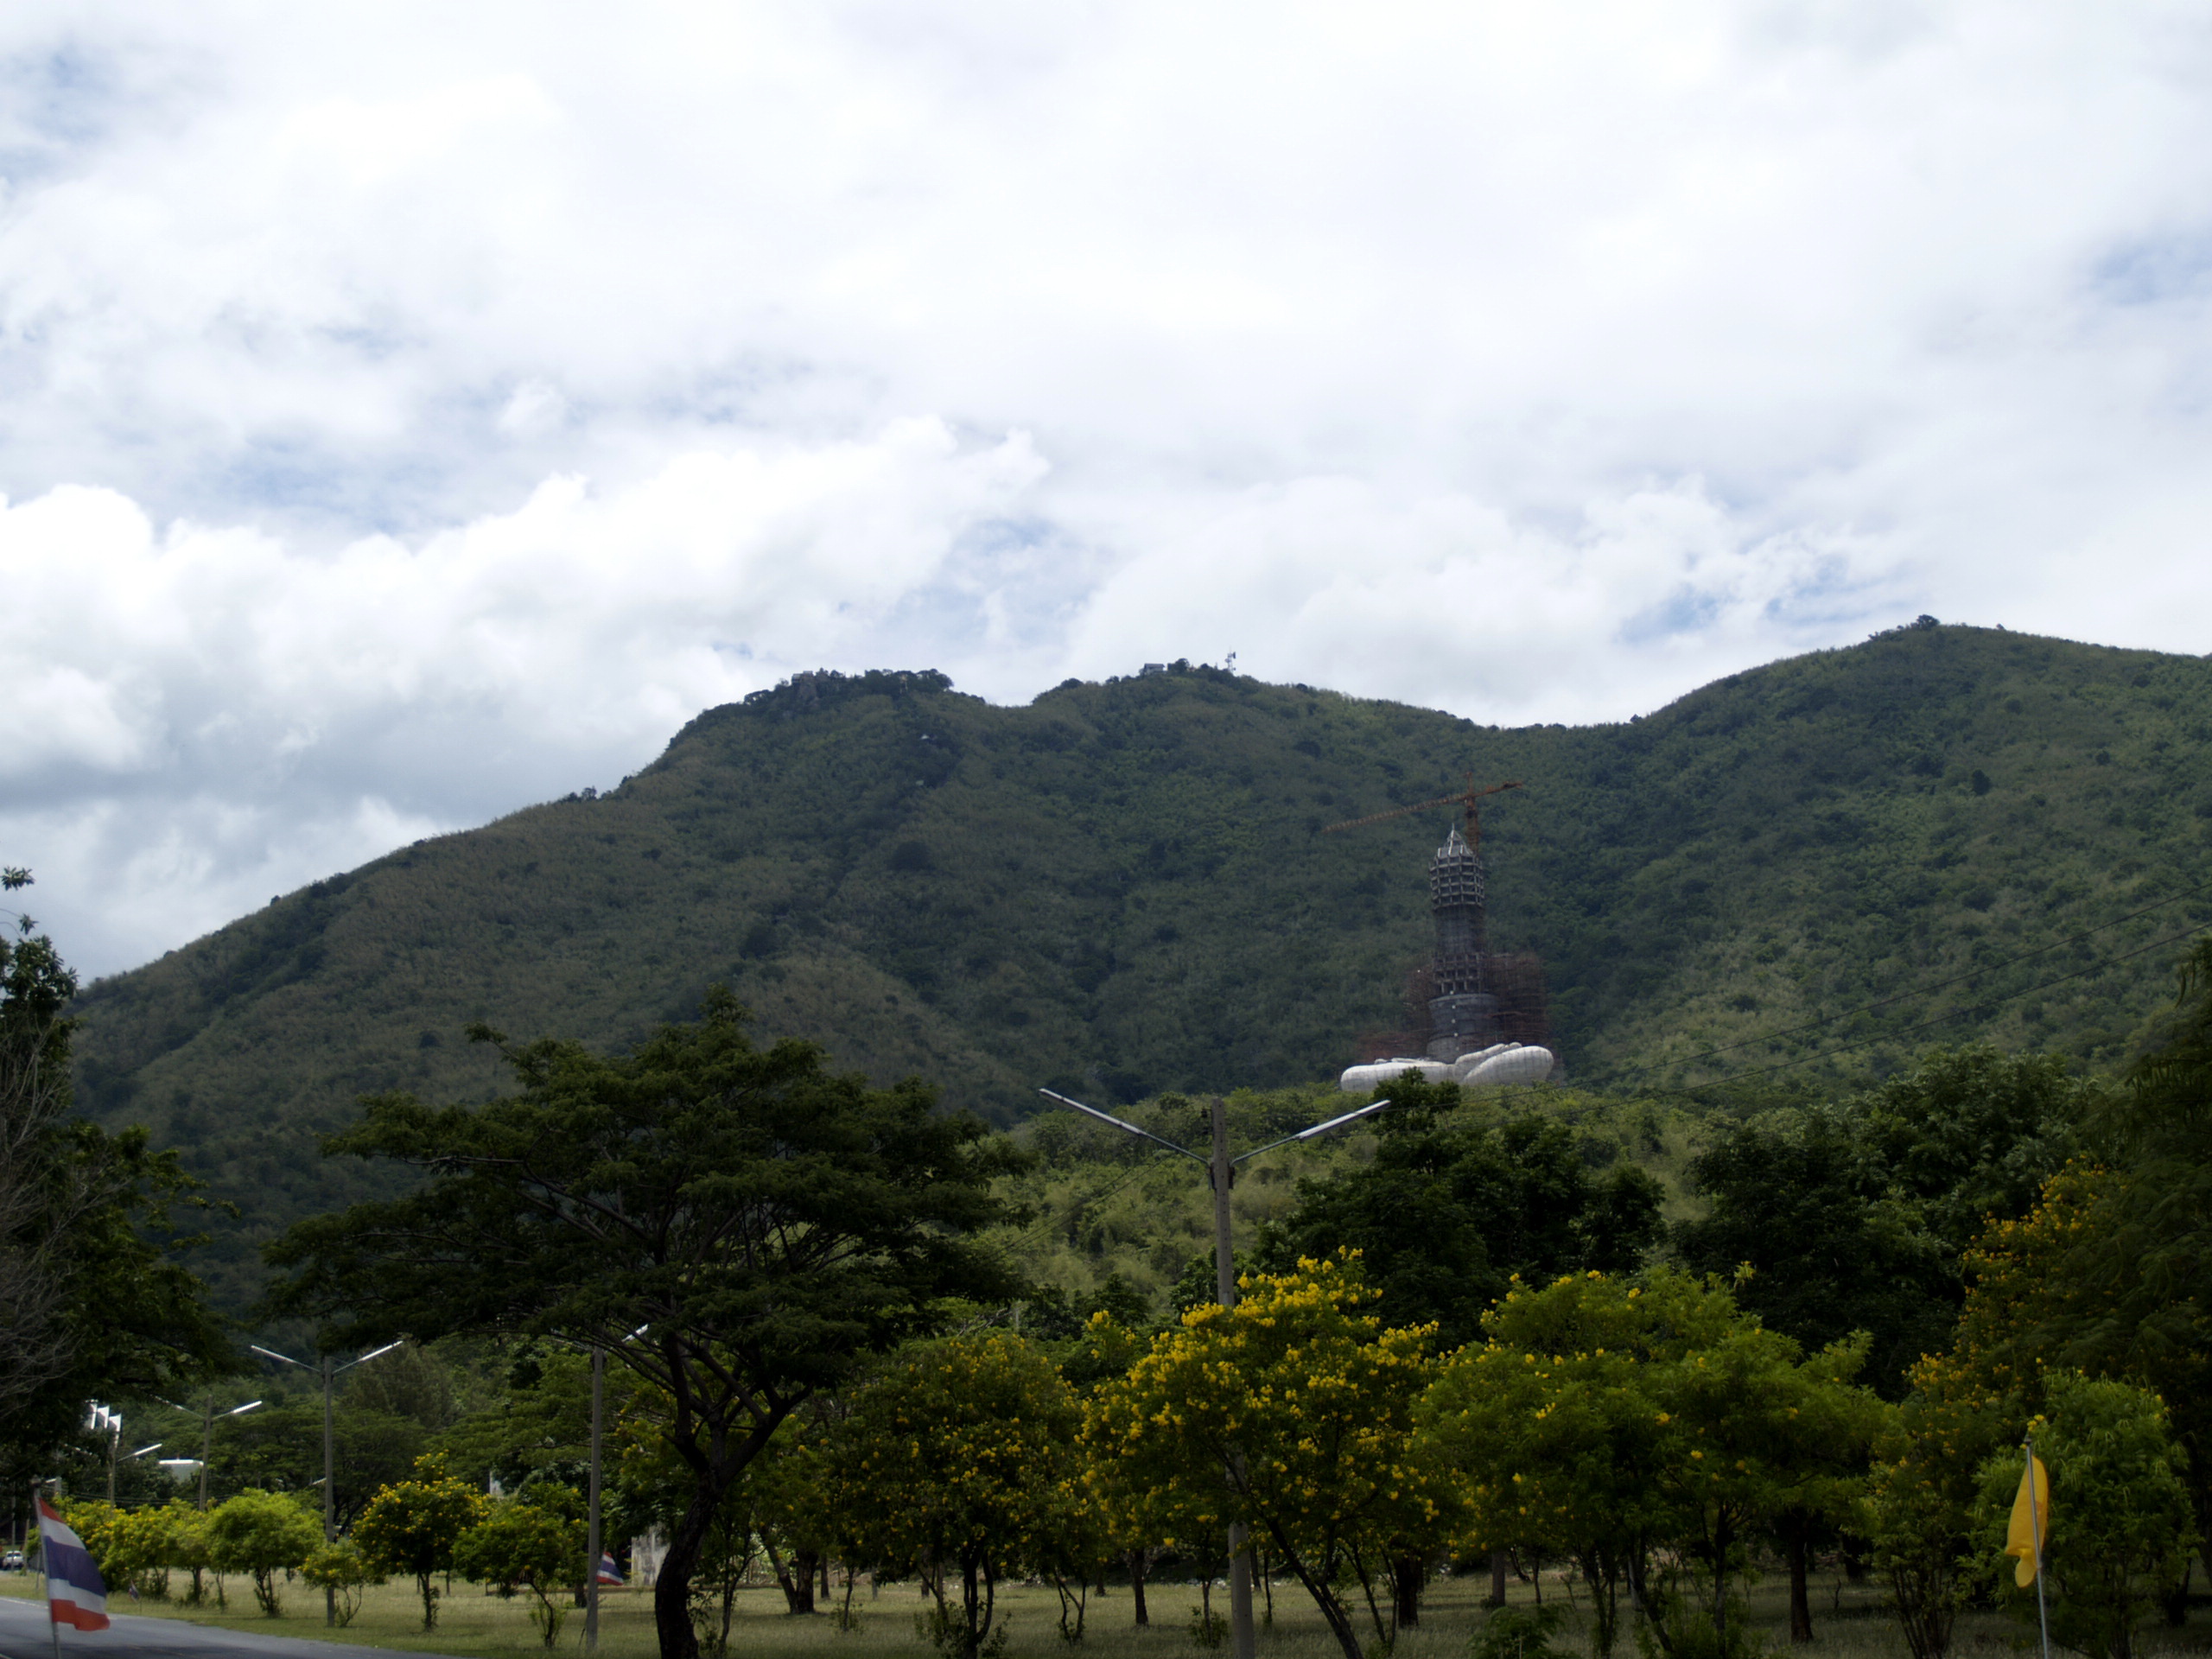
[66,622,2212,1295]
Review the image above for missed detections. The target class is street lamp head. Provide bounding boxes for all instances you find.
[251,1343,307,1368]
[1034,1088,1209,1165]
[226,1400,264,1418]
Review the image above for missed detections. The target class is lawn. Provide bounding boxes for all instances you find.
[3,1562,2206,1659]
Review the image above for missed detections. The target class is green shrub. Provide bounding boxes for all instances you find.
[206,1490,321,1617]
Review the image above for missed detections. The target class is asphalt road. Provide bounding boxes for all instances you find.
[0,1595,432,1659]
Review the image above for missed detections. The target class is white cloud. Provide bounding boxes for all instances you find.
[2,0,2210,970]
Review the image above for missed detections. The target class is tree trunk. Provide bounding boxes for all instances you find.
[655,1462,745,1659]
[1786,1530,1814,1644]
[959,1548,1001,1658]
[1490,1549,1508,1609]
[1712,1516,1734,1641]
[1391,1553,1424,1630]
[1127,1548,1149,1627]
[1262,1518,1364,1659]
[763,1539,817,1614]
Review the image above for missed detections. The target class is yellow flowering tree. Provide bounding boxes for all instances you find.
[1086,1254,1444,1659]
[353,1454,490,1630]
[1862,1354,2003,1659]
[826,1332,1078,1659]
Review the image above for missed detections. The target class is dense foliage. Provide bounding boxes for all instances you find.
[265,992,1023,1659]
[1258,1076,1667,1348]
[65,627,2212,1304]
[0,870,229,1489]
[1673,1046,2093,1395]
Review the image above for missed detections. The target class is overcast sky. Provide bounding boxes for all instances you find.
[5,1,2211,976]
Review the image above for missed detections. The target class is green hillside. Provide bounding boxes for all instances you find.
[67,621,2212,1295]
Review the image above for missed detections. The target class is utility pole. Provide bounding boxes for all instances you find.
[87,1408,121,1504]
[582,1324,647,1649]
[1208,1098,1257,1659]
[321,1356,334,1617]
[250,1339,400,1621]
[585,1346,605,1651]
[1039,1087,1396,1659]
[195,1397,263,1510]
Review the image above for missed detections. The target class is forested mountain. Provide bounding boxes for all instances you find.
[67,620,2212,1296]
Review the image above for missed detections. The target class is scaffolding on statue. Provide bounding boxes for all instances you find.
[1331,773,1557,1080]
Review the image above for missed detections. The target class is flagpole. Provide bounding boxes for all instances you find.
[41,1491,62,1659]
[2024,1437,2050,1659]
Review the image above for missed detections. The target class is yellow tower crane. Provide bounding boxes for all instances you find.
[1323,774,1523,850]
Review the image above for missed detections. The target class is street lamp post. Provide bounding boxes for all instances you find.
[87,1407,122,1503]
[1037,1089,1396,1659]
[585,1324,649,1653]
[185,1397,264,1511]
[251,1340,403,1624]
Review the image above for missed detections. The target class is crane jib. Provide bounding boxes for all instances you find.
[1322,777,1523,844]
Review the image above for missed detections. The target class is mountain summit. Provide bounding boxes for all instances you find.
[70,626,2212,1292]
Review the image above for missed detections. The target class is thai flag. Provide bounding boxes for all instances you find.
[37,1499,109,1632]
[596,1553,625,1586]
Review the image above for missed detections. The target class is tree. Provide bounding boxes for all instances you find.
[744,1415,836,1616]
[107,1501,184,1600]
[1258,1100,1664,1350]
[1674,1048,2089,1396]
[1936,1159,2212,1592]
[1418,1267,1878,1659]
[454,1494,587,1647]
[266,988,1021,1659]
[302,1540,383,1628]
[1065,1313,1166,1629]
[1862,1355,2006,1659]
[0,872,230,1484]
[207,1489,324,1617]
[2044,938,2212,1564]
[1674,1109,1949,1395]
[827,1332,1078,1658]
[1975,1375,2197,1659]
[166,1500,216,1605]
[353,1454,488,1629]
[1088,1254,1445,1659]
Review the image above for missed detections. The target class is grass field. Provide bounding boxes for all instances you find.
[10,1562,2210,1659]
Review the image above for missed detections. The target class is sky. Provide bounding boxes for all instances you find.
[5,1,2212,976]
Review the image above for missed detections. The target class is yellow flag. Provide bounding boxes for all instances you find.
[2006,1451,2050,1586]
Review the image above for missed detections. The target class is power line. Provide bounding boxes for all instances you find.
[994,1154,1155,1256]
[1592,875,2212,1089]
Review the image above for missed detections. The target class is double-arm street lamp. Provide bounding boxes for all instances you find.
[86,1407,121,1503]
[155,1396,264,1512]
[251,1340,404,1624]
[1035,1090,1396,1659]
